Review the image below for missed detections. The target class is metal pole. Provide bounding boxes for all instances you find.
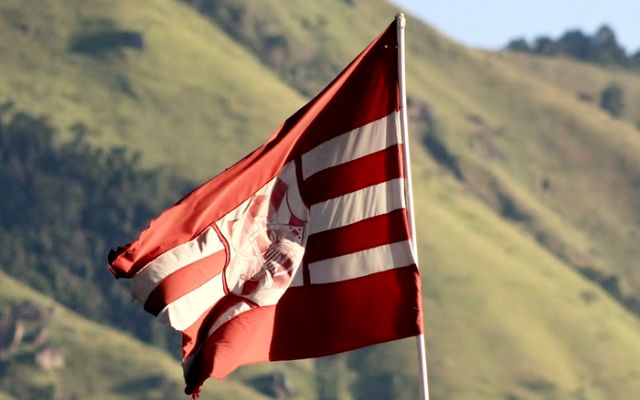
[395,13,430,400]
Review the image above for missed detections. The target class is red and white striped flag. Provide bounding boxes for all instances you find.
[108,18,423,396]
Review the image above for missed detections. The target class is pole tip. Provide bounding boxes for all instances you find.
[395,13,406,28]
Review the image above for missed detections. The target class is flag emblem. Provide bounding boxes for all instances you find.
[221,164,308,302]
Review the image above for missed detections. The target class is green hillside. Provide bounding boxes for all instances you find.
[1,0,640,399]
[190,0,640,311]
[201,0,640,303]
[501,52,640,126]
[413,169,640,399]
[0,391,17,400]
[0,270,283,399]
[0,0,304,180]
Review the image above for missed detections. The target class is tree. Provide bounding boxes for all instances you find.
[533,36,556,54]
[630,49,640,70]
[506,38,531,52]
[592,25,627,66]
[599,83,624,117]
[557,30,591,61]
[503,25,639,71]
[0,105,190,352]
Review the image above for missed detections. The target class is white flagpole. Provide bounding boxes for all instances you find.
[395,13,430,400]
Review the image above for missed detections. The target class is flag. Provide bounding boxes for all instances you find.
[108,18,423,396]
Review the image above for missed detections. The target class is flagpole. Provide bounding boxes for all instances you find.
[395,13,430,400]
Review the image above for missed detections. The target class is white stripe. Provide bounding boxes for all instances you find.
[301,112,401,179]
[290,264,305,287]
[206,301,252,336]
[308,178,406,235]
[131,226,225,304]
[157,273,226,331]
[309,240,415,284]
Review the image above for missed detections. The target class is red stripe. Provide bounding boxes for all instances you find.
[184,305,275,395]
[181,303,215,359]
[303,144,404,205]
[181,293,254,363]
[271,265,422,359]
[182,266,422,393]
[304,209,411,264]
[108,20,399,279]
[289,23,400,156]
[270,179,287,211]
[143,249,227,316]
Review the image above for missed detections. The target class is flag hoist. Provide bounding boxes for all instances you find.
[108,13,430,399]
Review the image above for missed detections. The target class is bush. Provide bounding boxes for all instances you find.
[69,30,145,54]
[599,83,624,117]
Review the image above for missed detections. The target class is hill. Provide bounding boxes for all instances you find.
[186,0,640,312]
[0,269,284,399]
[1,0,640,399]
[0,0,304,180]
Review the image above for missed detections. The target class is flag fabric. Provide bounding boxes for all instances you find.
[108,18,423,396]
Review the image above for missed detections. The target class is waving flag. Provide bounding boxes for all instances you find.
[108,18,423,397]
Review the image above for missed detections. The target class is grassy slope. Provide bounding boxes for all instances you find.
[0,0,304,180]
[0,392,17,400]
[2,0,640,399]
[414,166,640,399]
[0,270,275,400]
[403,19,640,398]
[494,51,640,287]
[456,49,640,289]
[500,52,640,126]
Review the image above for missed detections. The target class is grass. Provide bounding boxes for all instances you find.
[501,52,640,125]
[0,0,305,180]
[0,269,321,399]
[411,166,640,400]
[0,270,281,399]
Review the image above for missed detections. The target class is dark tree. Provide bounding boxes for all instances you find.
[630,49,640,70]
[556,30,591,61]
[591,25,627,65]
[533,36,556,55]
[0,104,190,352]
[506,38,531,52]
[600,83,624,117]
[503,25,638,71]
[69,30,145,54]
